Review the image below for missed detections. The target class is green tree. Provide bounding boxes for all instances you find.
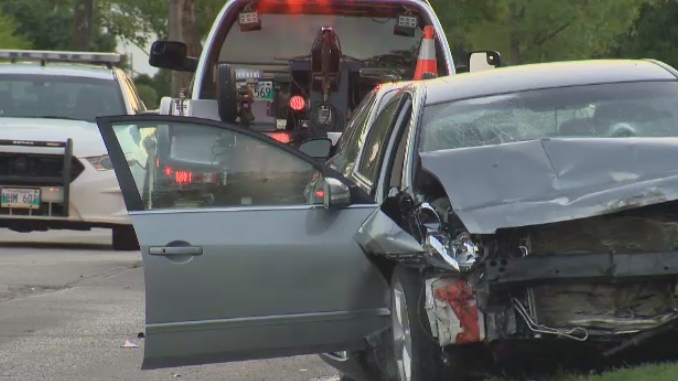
[607,0,678,67]
[0,9,31,49]
[135,83,159,109]
[432,0,654,65]
[0,0,116,51]
[100,0,224,47]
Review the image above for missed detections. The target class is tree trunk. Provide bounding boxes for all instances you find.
[168,0,203,98]
[168,0,184,97]
[180,0,202,96]
[73,0,93,51]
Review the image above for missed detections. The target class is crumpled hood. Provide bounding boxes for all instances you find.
[419,138,678,234]
[0,117,106,158]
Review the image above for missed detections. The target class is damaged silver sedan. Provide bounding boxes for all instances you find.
[96,58,678,381]
[321,59,678,381]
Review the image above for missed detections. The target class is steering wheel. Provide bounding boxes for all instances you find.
[608,122,636,138]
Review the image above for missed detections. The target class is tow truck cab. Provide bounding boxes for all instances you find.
[150,0,458,146]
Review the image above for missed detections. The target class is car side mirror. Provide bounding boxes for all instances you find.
[298,137,332,159]
[149,41,198,73]
[467,51,502,72]
[323,177,352,209]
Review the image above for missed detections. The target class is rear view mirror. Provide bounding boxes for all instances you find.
[298,138,332,159]
[468,51,502,72]
[149,41,198,73]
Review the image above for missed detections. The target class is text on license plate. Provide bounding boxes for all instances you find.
[237,81,274,101]
[1,188,41,209]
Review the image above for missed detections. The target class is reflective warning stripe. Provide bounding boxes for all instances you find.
[414,25,438,80]
[418,26,436,61]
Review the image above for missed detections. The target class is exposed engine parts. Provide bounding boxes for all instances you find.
[511,297,589,342]
[417,201,480,273]
[407,192,678,357]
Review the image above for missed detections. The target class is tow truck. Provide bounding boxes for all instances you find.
[147,0,499,147]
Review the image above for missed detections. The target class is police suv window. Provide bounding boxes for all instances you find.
[356,95,403,185]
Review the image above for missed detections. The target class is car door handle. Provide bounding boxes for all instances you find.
[149,244,203,256]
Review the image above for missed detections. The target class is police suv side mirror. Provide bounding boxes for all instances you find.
[467,51,502,72]
[149,41,198,73]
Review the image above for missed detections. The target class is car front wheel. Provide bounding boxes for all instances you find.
[390,265,447,381]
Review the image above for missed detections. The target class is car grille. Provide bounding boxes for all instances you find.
[0,153,84,185]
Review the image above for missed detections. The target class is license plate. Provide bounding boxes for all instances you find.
[1,188,41,209]
[238,81,274,101]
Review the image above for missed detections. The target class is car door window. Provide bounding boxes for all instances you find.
[109,120,322,210]
[330,90,377,174]
[335,91,375,151]
[332,89,400,176]
[386,103,413,191]
[356,95,404,185]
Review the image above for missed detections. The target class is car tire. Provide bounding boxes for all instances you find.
[112,225,139,251]
[390,265,447,381]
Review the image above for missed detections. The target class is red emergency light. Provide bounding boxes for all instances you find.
[289,95,306,111]
[162,166,218,184]
[175,171,219,184]
[266,132,291,144]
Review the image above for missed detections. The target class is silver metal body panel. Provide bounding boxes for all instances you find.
[96,115,392,369]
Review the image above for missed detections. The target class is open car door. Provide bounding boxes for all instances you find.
[96,115,390,369]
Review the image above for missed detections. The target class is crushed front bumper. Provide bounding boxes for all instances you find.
[478,251,678,291]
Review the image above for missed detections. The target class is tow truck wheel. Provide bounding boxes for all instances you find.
[390,265,447,381]
[112,225,140,251]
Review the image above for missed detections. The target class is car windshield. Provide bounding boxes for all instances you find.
[0,74,125,122]
[219,3,423,70]
[419,81,678,152]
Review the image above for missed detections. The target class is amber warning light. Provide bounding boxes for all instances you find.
[290,95,306,111]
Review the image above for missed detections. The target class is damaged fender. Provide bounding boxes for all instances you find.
[353,209,424,259]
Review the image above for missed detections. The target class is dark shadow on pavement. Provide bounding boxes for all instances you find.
[0,241,113,251]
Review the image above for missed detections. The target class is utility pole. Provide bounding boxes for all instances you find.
[73,0,94,51]
[168,0,202,97]
[168,0,183,97]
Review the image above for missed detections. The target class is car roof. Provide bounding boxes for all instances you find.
[0,62,117,81]
[422,59,678,105]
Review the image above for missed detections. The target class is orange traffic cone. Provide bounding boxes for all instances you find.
[414,25,438,80]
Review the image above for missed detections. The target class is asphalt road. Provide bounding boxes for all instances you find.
[0,229,339,381]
